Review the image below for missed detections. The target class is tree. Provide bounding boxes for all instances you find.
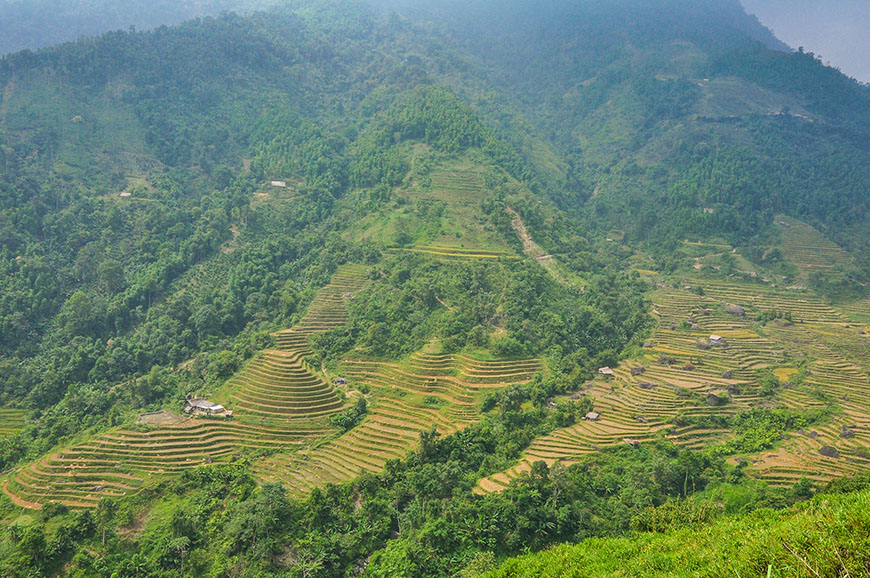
[191,304,221,341]
[63,291,96,337]
[169,536,191,575]
[96,497,118,548]
[97,259,125,292]
[16,526,46,571]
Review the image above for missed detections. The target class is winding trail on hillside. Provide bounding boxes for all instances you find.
[507,207,567,285]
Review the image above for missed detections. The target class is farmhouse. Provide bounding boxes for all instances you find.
[598,367,615,377]
[333,377,347,386]
[709,334,726,346]
[184,397,225,415]
[585,411,601,421]
[270,180,287,188]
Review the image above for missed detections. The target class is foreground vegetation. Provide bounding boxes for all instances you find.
[481,480,870,578]
[0,424,831,577]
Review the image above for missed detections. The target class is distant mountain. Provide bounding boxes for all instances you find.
[0,0,281,56]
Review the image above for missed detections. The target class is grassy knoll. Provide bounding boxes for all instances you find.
[480,486,870,578]
[349,150,519,256]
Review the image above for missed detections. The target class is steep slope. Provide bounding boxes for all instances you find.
[1,1,870,576]
[1,266,367,509]
[386,0,870,266]
[479,484,870,578]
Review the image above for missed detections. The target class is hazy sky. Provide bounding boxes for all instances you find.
[741,0,870,82]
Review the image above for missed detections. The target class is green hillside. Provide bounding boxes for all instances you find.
[0,0,869,576]
[479,482,870,578]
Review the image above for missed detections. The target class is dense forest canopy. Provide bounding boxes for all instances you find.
[0,0,869,576]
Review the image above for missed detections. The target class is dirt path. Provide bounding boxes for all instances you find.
[435,295,455,312]
[2,479,41,510]
[507,207,568,285]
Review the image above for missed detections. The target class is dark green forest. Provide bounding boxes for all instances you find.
[1,0,869,576]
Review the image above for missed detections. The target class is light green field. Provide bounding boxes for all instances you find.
[0,409,26,439]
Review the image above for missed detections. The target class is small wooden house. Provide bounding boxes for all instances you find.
[184,398,225,415]
[270,180,287,188]
[598,367,615,378]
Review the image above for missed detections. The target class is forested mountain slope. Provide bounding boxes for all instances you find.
[0,0,282,56]
[420,0,870,259]
[0,1,868,576]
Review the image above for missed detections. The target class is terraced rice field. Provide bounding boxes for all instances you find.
[839,297,870,325]
[746,334,870,486]
[695,279,844,326]
[478,277,870,493]
[393,159,517,257]
[2,265,368,509]
[3,420,329,509]
[425,169,486,206]
[0,408,27,438]
[777,215,851,280]
[226,264,368,421]
[256,352,543,495]
[398,246,516,260]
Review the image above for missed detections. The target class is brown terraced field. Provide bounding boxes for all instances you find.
[395,246,517,260]
[2,420,330,509]
[2,265,369,509]
[478,275,870,493]
[224,264,369,421]
[776,215,852,281]
[2,263,545,509]
[255,352,543,495]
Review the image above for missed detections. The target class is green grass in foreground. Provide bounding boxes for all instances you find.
[480,487,870,578]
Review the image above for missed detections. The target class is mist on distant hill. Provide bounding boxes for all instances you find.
[0,0,280,56]
[741,0,870,82]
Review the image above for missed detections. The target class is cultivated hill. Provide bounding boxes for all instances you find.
[0,0,868,576]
